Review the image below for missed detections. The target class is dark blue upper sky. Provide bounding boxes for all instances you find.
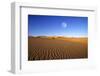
[28,15,88,37]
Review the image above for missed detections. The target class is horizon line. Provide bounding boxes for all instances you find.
[28,35,88,38]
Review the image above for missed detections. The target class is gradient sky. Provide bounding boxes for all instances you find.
[28,15,88,37]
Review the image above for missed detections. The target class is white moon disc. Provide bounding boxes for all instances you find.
[62,22,67,28]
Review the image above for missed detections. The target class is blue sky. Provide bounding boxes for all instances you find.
[28,15,88,37]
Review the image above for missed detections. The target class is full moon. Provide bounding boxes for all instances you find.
[62,22,67,28]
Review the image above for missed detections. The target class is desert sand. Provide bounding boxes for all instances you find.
[28,36,88,60]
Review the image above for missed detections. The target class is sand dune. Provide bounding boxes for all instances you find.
[28,36,88,60]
